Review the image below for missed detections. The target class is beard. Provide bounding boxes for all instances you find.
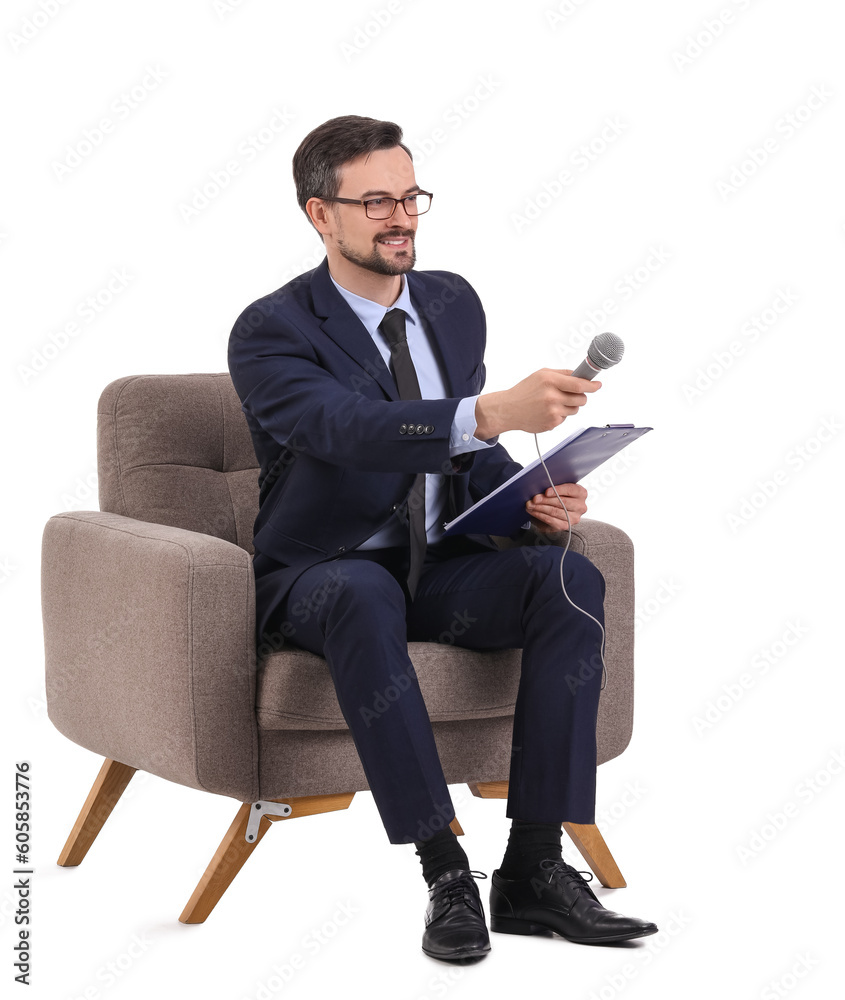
[336,228,416,275]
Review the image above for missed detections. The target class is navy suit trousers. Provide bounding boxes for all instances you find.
[253,534,606,844]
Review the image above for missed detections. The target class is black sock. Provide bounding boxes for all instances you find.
[497,818,563,880]
[413,826,470,887]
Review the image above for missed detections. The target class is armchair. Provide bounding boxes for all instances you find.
[40,373,637,922]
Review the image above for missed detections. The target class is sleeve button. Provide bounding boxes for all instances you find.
[461,433,469,441]
[416,424,425,434]
[425,424,434,433]
[407,424,416,434]
[399,423,407,434]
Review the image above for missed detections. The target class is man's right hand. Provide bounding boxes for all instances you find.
[473,369,602,440]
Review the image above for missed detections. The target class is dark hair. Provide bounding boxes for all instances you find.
[292,115,413,232]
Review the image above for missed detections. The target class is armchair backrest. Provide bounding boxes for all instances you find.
[97,374,260,553]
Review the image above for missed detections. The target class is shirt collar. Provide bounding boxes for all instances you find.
[328,270,417,335]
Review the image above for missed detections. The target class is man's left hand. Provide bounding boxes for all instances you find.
[525,483,587,532]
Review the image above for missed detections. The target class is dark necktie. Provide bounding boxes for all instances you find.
[378,307,427,600]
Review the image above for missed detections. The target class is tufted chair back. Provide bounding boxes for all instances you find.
[97,374,260,553]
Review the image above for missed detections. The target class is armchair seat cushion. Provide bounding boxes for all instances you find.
[256,643,522,730]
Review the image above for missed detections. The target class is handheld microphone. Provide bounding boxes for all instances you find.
[571,332,625,380]
[534,329,625,691]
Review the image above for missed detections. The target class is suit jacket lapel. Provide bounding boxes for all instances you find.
[310,259,471,402]
[310,259,399,400]
[406,272,465,399]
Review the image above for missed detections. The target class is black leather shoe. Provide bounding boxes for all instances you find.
[490,858,658,944]
[422,869,491,961]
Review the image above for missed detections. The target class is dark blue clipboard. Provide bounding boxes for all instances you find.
[443,424,652,537]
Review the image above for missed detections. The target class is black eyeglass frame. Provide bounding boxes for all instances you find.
[317,191,434,219]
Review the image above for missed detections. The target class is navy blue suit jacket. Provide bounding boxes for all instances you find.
[228,258,523,604]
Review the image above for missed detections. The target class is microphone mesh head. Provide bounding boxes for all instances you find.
[587,332,625,369]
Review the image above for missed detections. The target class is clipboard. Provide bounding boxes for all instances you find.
[442,424,652,537]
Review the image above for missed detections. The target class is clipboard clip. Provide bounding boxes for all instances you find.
[605,423,635,428]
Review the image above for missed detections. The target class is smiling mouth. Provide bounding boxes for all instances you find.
[377,233,413,249]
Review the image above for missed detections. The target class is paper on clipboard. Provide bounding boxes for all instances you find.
[442,424,652,537]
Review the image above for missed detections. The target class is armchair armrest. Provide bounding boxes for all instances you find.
[41,511,259,801]
[492,518,635,763]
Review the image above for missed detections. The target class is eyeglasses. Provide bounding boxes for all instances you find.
[319,191,433,220]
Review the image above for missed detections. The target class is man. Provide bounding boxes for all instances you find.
[228,115,656,962]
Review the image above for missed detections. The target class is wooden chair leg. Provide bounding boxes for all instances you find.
[467,780,508,799]
[58,758,137,867]
[179,792,355,924]
[562,822,626,888]
[468,780,626,888]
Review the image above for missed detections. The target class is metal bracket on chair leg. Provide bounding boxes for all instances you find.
[245,801,292,842]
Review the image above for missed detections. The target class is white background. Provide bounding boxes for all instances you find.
[2,0,844,997]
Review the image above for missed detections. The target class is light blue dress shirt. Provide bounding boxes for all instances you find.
[329,270,499,548]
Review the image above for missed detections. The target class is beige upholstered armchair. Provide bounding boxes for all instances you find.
[40,373,637,922]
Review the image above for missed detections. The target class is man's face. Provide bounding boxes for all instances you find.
[328,146,420,276]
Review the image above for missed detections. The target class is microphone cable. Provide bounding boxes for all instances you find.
[532,432,608,691]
